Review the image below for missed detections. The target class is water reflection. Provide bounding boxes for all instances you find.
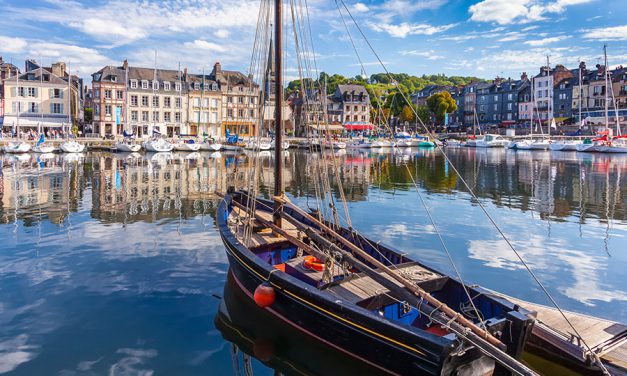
[0,148,625,374]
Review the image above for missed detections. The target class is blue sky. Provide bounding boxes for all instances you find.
[0,0,626,83]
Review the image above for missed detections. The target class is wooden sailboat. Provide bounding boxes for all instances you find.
[217,1,539,375]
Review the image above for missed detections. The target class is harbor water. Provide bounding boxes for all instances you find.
[0,148,625,375]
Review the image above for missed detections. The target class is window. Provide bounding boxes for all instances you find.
[493,104,498,110]
[152,111,159,122]
[507,103,513,110]
[175,83,181,91]
[105,90,112,99]
[52,88,63,99]
[227,96,232,103]
[194,83,200,90]
[194,97,200,107]
[131,110,138,121]
[211,112,218,122]
[173,97,180,108]
[51,103,63,114]
[194,111,200,121]
[175,112,181,122]
[142,111,149,121]
[211,98,218,108]
[164,112,171,122]
[105,104,112,115]
[493,114,497,120]
[202,112,209,122]
[94,104,100,115]
[142,80,148,89]
[238,109,244,117]
[203,98,209,107]
[559,93,567,100]
[238,96,244,103]
[131,95,138,106]
[152,80,159,90]
[130,80,138,89]
[494,95,498,101]
[117,90,123,100]
[227,109,233,118]
[507,94,513,100]
[345,105,350,112]
[164,82,171,91]
[164,97,171,108]
[480,95,485,102]
[28,102,37,113]
[141,96,148,106]
[250,97,255,104]
[28,87,37,97]
[249,109,254,117]
[354,105,358,111]
[362,105,366,111]
[94,90,100,98]
[152,96,159,107]
[507,113,512,120]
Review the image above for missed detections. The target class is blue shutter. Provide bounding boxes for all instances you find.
[50,103,54,113]
[59,90,64,99]
[60,104,64,114]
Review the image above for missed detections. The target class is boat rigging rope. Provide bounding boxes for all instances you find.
[334,0,484,326]
[335,1,610,373]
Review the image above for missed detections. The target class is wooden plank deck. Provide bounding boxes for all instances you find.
[496,294,627,373]
[228,207,302,247]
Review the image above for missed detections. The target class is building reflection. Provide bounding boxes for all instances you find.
[0,149,625,226]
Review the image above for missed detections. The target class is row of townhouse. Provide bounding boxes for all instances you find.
[412,62,627,129]
[0,58,83,133]
[91,61,261,138]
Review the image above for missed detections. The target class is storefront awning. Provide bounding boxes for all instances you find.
[2,116,67,128]
[553,117,570,123]
[344,122,373,131]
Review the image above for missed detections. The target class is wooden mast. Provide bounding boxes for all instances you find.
[273,0,283,226]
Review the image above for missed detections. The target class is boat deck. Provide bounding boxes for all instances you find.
[229,206,302,247]
[499,294,627,373]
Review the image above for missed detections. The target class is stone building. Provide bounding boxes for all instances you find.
[2,60,80,133]
[91,64,127,137]
[186,71,222,137]
[331,84,371,130]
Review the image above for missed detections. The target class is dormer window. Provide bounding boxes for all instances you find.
[141,80,148,89]
[152,80,159,90]
[111,76,117,82]
[130,80,138,89]
[164,82,171,91]
[175,83,181,91]
[212,83,218,90]
[194,83,200,90]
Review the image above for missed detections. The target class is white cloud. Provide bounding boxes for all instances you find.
[440,34,479,42]
[183,40,227,53]
[369,22,456,38]
[214,29,231,39]
[398,49,444,60]
[0,35,27,53]
[353,2,370,12]
[581,25,627,41]
[524,35,567,46]
[497,32,526,42]
[469,0,593,25]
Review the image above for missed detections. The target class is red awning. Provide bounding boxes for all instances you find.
[344,123,373,131]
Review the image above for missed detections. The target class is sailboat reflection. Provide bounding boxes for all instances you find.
[215,272,387,376]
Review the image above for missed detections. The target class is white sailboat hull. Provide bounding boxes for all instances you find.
[3,142,32,153]
[143,139,174,152]
[60,141,85,153]
[549,141,581,151]
[115,142,142,152]
[173,143,201,151]
[199,142,222,151]
[32,144,56,153]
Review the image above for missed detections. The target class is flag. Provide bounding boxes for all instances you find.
[444,112,449,126]
[115,107,122,125]
[580,118,586,128]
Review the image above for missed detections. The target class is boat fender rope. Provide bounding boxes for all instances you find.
[267,268,279,282]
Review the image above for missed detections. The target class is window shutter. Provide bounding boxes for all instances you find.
[34,88,38,97]
[11,87,16,97]
[60,104,64,114]
[59,90,64,99]
[50,103,54,113]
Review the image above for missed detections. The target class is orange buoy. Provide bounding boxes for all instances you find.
[253,282,275,308]
[303,255,325,272]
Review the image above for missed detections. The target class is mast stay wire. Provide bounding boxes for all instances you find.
[335,0,609,372]
[334,0,483,328]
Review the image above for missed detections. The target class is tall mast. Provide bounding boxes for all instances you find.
[40,59,43,135]
[530,76,534,137]
[125,62,129,135]
[152,50,157,137]
[578,60,582,129]
[603,44,609,129]
[68,61,71,137]
[16,63,19,138]
[273,0,283,225]
[546,55,551,137]
[178,62,182,136]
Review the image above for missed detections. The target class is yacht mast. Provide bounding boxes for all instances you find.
[546,55,551,137]
[273,0,283,225]
[603,44,609,130]
[67,61,71,138]
[578,60,583,129]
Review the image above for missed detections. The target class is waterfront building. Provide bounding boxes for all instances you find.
[91,64,127,137]
[209,62,260,138]
[533,64,573,123]
[329,84,371,131]
[412,84,441,107]
[126,64,188,138]
[553,76,575,122]
[0,57,20,126]
[475,82,495,125]
[463,83,480,127]
[518,80,533,122]
[449,86,465,127]
[497,78,526,125]
[186,71,222,137]
[2,60,80,134]
[289,88,326,136]
[611,66,627,118]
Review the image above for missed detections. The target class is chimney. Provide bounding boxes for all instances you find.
[521,72,528,81]
[51,62,66,77]
[214,61,222,74]
[123,59,128,70]
[183,67,188,81]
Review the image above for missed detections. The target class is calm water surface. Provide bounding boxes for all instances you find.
[0,148,625,375]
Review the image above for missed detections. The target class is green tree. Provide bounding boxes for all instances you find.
[416,106,431,126]
[426,91,457,124]
[84,107,93,123]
